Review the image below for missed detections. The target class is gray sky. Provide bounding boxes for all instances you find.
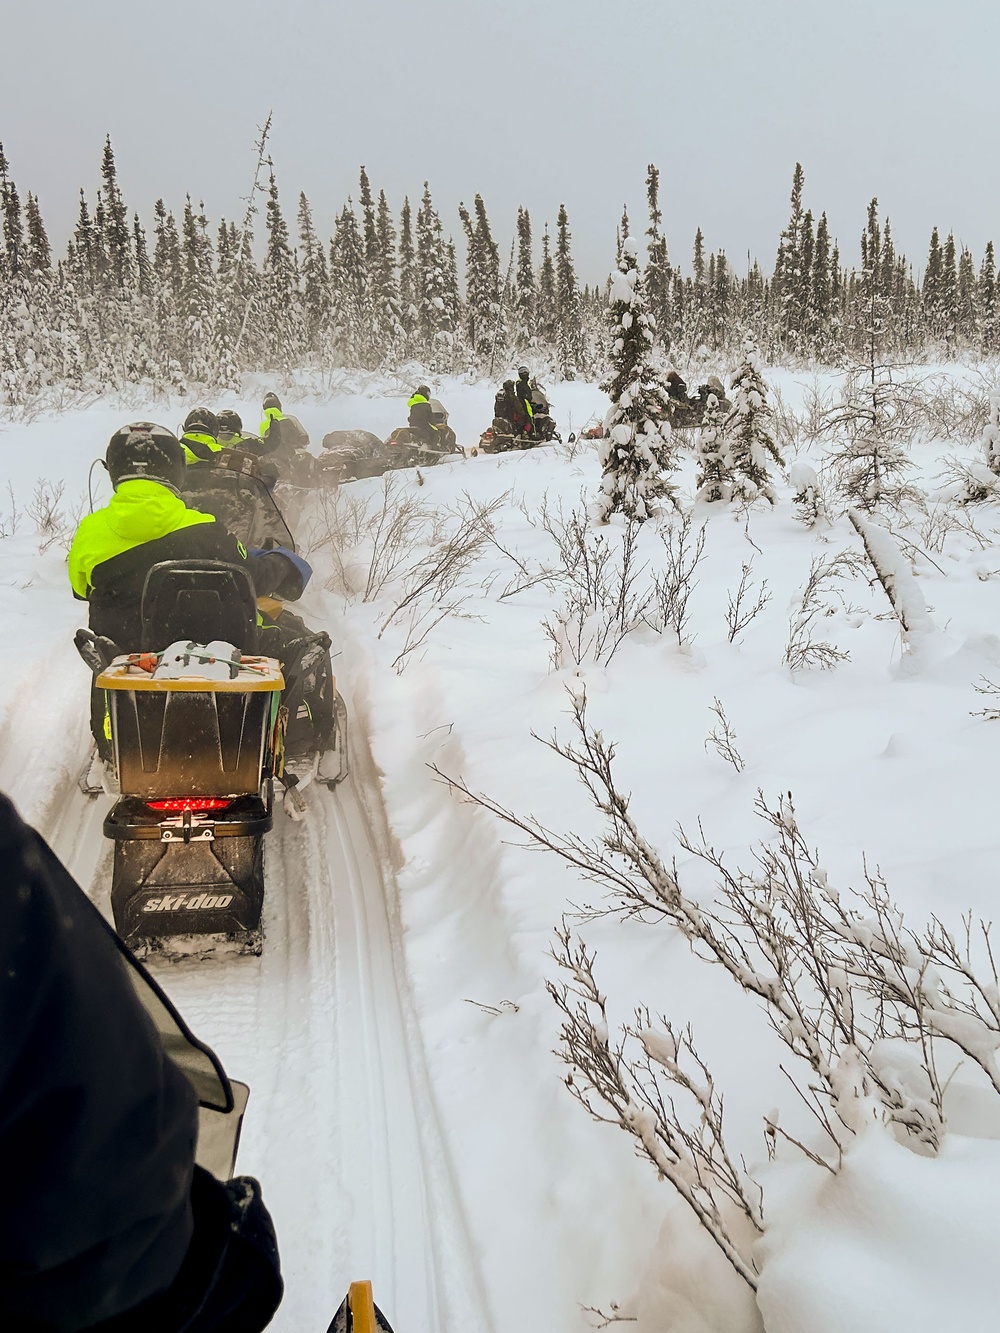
[2,0,996,283]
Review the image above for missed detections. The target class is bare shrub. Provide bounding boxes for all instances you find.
[725,561,770,643]
[646,512,708,646]
[541,513,652,669]
[783,550,861,670]
[27,479,76,553]
[435,695,1000,1284]
[705,698,745,772]
[0,482,20,539]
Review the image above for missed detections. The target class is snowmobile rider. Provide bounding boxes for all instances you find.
[0,789,283,1332]
[494,380,531,436]
[69,422,251,649]
[407,385,442,447]
[217,408,260,451]
[179,406,224,464]
[513,367,537,431]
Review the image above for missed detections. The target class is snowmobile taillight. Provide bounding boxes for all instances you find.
[147,797,232,814]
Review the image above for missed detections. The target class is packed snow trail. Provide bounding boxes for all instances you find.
[39,733,493,1333]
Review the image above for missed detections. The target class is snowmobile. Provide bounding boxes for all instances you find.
[180,448,298,551]
[315,429,394,486]
[76,554,349,953]
[667,377,732,430]
[82,560,283,954]
[383,424,462,468]
[477,417,541,454]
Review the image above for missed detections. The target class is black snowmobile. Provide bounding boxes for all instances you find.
[82,560,283,954]
[77,551,348,953]
[315,429,394,486]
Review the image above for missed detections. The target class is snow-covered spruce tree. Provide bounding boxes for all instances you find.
[179,196,218,386]
[297,192,329,353]
[694,392,732,503]
[594,236,677,523]
[825,200,918,512]
[644,163,672,352]
[536,224,557,353]
[373,188,405,367]
[414,183,457,369]
[979,241,998,355]
[459,193,504,365]
[554,203,583,379]
[398,196,417,347]
[328,202,367,368]
[511,205,536,354]
[261,169,303,373]
[724,339,785,504]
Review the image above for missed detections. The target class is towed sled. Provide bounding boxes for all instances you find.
[315,430,394,487]
[384,424,462,468]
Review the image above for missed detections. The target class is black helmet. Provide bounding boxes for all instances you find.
[183,407,219,438]
[217,409,243,434]
[262,392,282,411]
[106,422,185,493]
[415,384,430,398]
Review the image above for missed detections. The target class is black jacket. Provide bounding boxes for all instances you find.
[0,793,197,1330]
[88,522,248,650]
[0,795,283,1333]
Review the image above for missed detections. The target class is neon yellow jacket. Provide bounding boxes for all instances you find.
[181,431,224,465]
[68,480,216,598]
[259,407,283,437]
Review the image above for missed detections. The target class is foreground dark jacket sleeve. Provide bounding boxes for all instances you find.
[0,794,197,1331]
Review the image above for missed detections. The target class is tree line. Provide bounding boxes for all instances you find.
[0,139,997,410]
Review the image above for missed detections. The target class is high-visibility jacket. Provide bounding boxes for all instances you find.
[180,431,224,464]
[68,479,248,646]
[407,394,437,440]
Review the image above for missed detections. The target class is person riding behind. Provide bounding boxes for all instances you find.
[514,367,537,431]
[179,407,223,464]
[69,423,249,650]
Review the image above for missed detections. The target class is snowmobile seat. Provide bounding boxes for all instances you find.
[141,560,259,655]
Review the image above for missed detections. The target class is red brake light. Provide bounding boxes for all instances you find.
[147,798,232,813]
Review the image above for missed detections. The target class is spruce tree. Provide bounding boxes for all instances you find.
[459,193,503,360]
[24,192,51,276]
[297,192,329,348]
[373,189,404,366]
[262,168,302,371]
[979,241,997,354]
[398,196,417,339]
[957,245,977,345]
[645,163,672,350]
[512,206,536,352]
[100,137,134,292]
[595,236,677,523]
[328,203,367,366]
[725,339,784,503]
[537,224,557,350]
[414,183,456,367]
[180,195,218,384]
[694,390,732,502]
[773,163,807,349]
[555,203,583,378]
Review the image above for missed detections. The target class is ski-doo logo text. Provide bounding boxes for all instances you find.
[142,893,234,912]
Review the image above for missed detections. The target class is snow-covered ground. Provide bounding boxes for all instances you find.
[4,367,1000,1332]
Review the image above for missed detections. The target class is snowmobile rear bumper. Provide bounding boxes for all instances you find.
[105,795,270,947]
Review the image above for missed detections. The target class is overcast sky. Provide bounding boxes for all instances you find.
[1,0,995,283]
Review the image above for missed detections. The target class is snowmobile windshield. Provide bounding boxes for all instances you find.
[181,470,296,553]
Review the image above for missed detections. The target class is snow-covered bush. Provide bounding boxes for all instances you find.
[694,393,732,503]
[787,461,827,527]
[724,340,785,505]
[594,236,677,524]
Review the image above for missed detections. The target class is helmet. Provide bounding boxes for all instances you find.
[415,385,430,398]
[183,407,219,438]
[262,392,282,411]
[503,379,515,390]
[106,422,185,493]
[517,365,530,377]
[706,375,724,394]
[217,409,243,434]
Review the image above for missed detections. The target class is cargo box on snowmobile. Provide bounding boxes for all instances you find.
[98,561,284,953]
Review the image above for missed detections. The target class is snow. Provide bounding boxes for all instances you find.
[7,365,1000,1330]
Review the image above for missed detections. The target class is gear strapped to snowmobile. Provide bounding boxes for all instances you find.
[315,429,395,486]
